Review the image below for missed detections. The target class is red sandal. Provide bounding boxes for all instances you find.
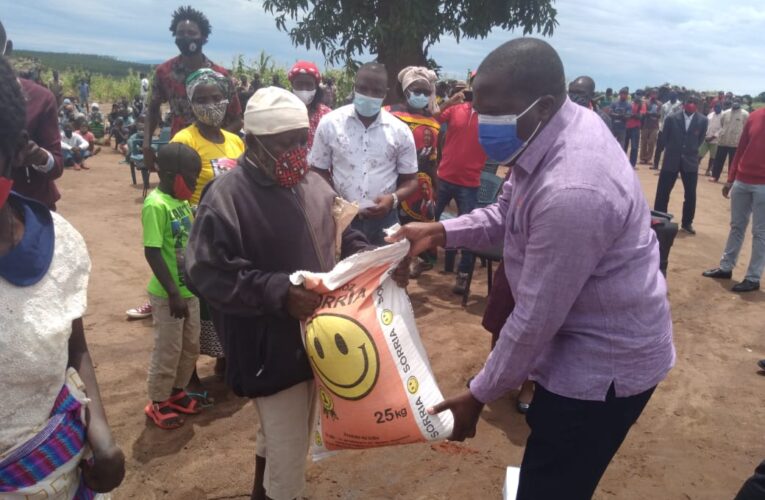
[145,401,184,430]
[166,390,201,415]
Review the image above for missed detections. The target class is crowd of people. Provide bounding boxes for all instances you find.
[1,5,764,500]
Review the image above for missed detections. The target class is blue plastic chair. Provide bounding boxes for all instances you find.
[482,161,500,175]
[476,171,503,208]
[441,172,504,273]
[157,126,171,144]
[460,172,505,305]
[126,133,152,198]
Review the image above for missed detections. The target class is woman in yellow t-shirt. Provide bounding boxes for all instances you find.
[171,69,244,398]
[172,68,245,206]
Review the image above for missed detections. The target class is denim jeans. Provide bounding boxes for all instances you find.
[613,127,627,151]
[350,209,399,247]
[625,127,640,166]
[435,178,479,273]
[719,181,765,282]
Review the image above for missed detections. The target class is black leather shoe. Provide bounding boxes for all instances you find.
[757,359,765,371]
[702,268,732,279]
[681,224,696,235]
[732,280,760,293]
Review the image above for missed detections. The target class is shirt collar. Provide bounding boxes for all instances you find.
[515,97,576,174]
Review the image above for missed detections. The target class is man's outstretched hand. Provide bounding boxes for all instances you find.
[428,390,484,441]
[385,222,447,257]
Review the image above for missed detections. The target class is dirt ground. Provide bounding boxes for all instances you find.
[54,148,764,500]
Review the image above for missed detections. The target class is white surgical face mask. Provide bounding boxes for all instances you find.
[294,89,316,106]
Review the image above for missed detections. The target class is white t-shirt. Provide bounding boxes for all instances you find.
[141,77,150,98]
[308,104,417,206]
[60,131,89,151]
[0,212,90,454]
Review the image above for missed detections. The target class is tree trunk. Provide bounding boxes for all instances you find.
[377,43,427,105]
[375,0,428,105]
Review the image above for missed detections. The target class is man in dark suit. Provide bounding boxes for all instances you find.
[654,94,708,234]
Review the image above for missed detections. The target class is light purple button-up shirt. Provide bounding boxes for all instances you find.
[442,98,675,403]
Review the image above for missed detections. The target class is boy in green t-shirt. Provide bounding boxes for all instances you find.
[142,143,203,429]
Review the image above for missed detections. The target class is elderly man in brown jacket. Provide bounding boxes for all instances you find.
[185,87,407,500]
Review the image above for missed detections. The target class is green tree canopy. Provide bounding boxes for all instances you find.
[262,0,557,99]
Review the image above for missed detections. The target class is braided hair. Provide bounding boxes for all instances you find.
[170,6,212,40]
[0,56,25,170]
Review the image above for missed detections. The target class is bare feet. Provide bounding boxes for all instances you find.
[73,163,82,171]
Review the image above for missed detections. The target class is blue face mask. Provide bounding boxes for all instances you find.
[354,92,384,117]
[407,91,430,110]
[477,97,541,164]
[714,104,722,114]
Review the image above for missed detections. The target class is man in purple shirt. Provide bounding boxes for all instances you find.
[390,38,675,499]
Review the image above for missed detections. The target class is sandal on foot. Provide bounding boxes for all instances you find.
[145,401,184,430]
[186,391,215,409]
[166,390,202,415]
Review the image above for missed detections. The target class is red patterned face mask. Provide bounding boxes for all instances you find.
[252,136,310,188]
[271,146,309,188]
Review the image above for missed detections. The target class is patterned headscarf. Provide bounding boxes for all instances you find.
[398,66,438,114]
[288,60,322,84]
[185,68,230,100]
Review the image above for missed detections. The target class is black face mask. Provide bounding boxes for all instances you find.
[65,130,73,138]
[175,36,203,57]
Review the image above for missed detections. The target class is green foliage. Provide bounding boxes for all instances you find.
[11,50,152,77]
[30,67,140,102]
[10,50,148,102]
[227,53,356,104]
[262,0,558,68]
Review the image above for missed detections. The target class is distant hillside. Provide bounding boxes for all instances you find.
[11,50,154,77]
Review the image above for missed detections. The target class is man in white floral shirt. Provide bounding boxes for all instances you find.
[309,63,418,245]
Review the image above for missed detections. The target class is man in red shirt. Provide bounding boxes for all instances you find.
[625,90,646,168]
[1,20,64,211]
[434,78,488,294]
[703,108,765,293]
[142,6,242,172]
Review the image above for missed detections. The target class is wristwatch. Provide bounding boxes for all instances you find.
[391,193,399,209]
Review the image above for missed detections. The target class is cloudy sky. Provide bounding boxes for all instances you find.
[4,0,764,94]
